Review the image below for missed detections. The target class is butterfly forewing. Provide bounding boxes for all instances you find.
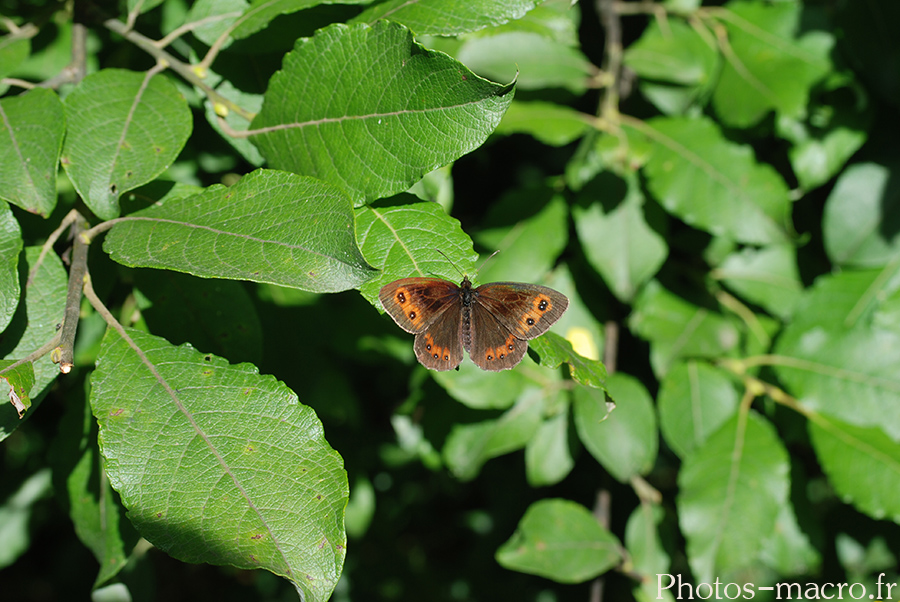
[474,283,569,340]
[379,278,460,334]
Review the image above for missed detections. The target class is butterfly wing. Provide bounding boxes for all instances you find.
[468,301,528,371]
[380,277,465,371]
[475,282,569,340]
[379,278,459,333]
[414,304,465,371]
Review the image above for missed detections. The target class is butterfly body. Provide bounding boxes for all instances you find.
[380,276,568,371]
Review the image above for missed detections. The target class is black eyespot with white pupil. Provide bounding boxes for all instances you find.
[397,292,406,303]
[527,318,535,325]
[409,311,416,319]
[538,299,548,311]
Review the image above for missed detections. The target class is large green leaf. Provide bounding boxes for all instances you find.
[678,411,789,583]
[712,1,833,127]
[442,387,548,480]
[640,116,791,244]
[573,172,667,302]
[496,498,622,583]
[232,0,372,40]
[623,17,718,87]
[810,414,900,523]
[456,31,595,94]
[495,101,593,147]
[657,361,740,459]
[0,202,22,331]
[104,169,376,293]
[90,327,348,602]
[774,268,900,440]
[474,187,568,284]
[822,161,900,268]
[574,373,656,482]
[0,88,65,216]
[0,245,68,439]
[630,280,740,376]
[525,409,573,487]
[250,22,514,204]
[62,69,192,220]
[714,244,804,320]
[352,0,542,36]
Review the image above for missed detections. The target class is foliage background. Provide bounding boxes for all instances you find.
[2,0,900,601]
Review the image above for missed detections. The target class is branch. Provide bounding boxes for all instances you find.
[103,18,255,123]
[55,213,90,373]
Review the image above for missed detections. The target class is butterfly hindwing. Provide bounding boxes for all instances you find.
[379,278,460,334]
[468,301,528,371]
[414,304,465,371]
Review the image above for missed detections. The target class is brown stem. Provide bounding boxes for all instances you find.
[55,213,90,373]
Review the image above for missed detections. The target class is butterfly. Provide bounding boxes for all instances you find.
[379,276,568,371]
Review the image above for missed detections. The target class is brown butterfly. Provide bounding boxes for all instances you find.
[379,276,568,371]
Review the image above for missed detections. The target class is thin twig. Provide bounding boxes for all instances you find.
[103,18,255,122]
[55,213,90,373]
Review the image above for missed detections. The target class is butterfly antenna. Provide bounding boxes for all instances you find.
[475,250,500,277]
[435,248,467,279]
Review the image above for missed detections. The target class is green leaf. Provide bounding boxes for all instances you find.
[356,199,478,306]
[809,414,900,523]
[104,169,376,293]
[133,270,263,365]
[574,373,656,482]
[773,268,900,441]
[0,32,30,81]
[822,161,900,268]
[90,327,348,602]
[625,503,673,601]
[0,88,65,216]
[529,332,608,389]
[475,187,569,284]
[53,392,135,586]
[184,0,248,47]
[630,280,740,376]
[0,469,52,570]
[250,22,514,204]
[0,246,68,427]
[714,244,804,320]
[640,116,791,244]
[657,361,740,459]
[0,202,22,331]
[62,69,192,220]
[0,360,34,424]
[496,498,622,583]
[457,31,595,94]
[233,0,372,40]
[573,172,667,302]
[431,367,528,410]
[525,409,574,487]
[777,86,871,191]
[623,17,718,87]
[352,0,542,36]
[678,411,789,583]
[495,100,593,147]
[759,504,821,577]
[442,388,548,480]
[712,1,833,127]
[202,79,265,167]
